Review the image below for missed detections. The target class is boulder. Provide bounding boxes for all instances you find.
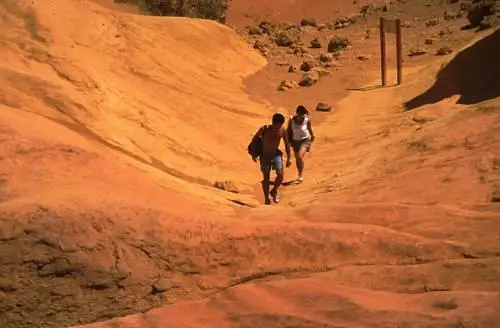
[310,37,322,48]
[327,36,350,53]
[278,79,299,91]
[298,71,320,86]
[316,102,332,112]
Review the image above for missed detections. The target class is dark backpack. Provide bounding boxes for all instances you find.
[247,125,269,159]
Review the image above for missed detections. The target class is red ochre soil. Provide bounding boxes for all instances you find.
[0,0,499,327]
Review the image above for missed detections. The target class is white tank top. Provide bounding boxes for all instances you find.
[291,115,310,140]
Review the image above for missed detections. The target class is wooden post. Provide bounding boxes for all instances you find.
[379,17,403,86]
[396,19,402,85]
[380,17,387,86]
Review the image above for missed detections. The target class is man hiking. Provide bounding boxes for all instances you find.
[287,105,315,183]
[250,113,292,205]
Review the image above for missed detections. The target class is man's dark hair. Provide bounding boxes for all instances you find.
[296,105,309,115]
[272,113,285,125]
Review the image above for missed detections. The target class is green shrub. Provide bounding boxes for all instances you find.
[115,0,228,23]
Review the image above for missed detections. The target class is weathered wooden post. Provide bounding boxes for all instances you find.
[380,17,403,86]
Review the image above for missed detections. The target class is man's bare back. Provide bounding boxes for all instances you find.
[262,126,286,157]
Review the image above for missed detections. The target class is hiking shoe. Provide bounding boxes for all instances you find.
[270,189,280,203]
[264,198,271,205]
[296,176,303,183]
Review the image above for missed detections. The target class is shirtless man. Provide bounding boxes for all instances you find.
[251,113,292,205]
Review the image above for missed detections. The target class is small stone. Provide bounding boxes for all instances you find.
[214,181,239,193]
[436,46,452,56]
[311,67,330,77]
[408,47,427,57]
[327,36,350,53]
[288,65,299,73]
[491,189,500,203]
[293,46,310,56]
[152,278,174,294]
[316,102,332,112]
[298,71,320,87]
[444,10,459,20]
[318,52,333,62]
[278,79,299,91]
[276,61,289,66]
[300,59,316,72]
[439,27,453,36]
[300,18,317,27]
[317,24,327,31]
[248,27,263,35]
[253,40,266,51]
[425,18,440,27]
[356,54,371,61]
[0,277,18,292]
[424,37,436,45]
[310,38,322,48]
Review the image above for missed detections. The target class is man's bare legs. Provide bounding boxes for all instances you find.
[261,169,271,205]
[270,168,283,203]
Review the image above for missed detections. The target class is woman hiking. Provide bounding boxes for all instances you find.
[287,105,315,183]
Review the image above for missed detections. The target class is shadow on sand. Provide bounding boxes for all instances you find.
[404,28,500,111]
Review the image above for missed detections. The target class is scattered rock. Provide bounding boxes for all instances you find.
[360,4,380,17]
[317,23,328,31]
[300,18,317,27]
[278,79,299,91]
[318,52,334,62]
[152,278,175,294]
[288,65,299,73]
[491,188,500,203]
[253,40,267,51]
[0,277,18,292]
[356,54,371,61]
[322,60,340,68]
[327,36,350,53]
[248,27,263,35]
[292,45,310,56]
[310,37,322,48]
[438,27,453,36]
[444,10,460,20]
[425,37,436,45]
[276,61,289,66]
[298,71,320,86]
[300,59,316,72]
[311,67,330,77]
[402,21,413,28]
[436,46,453,55]
[408,47,427,57]
[333,16,353,29]
[316,102,332,112]
[50,285,77,296]
[258,21,276,34]
[214,180,239,193]
[425,18,440,27]
[274,31,295,47]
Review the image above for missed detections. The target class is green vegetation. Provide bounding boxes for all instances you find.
[115,0,228,23]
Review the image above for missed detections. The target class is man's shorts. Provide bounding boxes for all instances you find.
[260,150,283,173]
[291,138,312,153]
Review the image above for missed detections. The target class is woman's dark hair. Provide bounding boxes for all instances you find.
[272,113,285,124]
[296,105,309,115]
